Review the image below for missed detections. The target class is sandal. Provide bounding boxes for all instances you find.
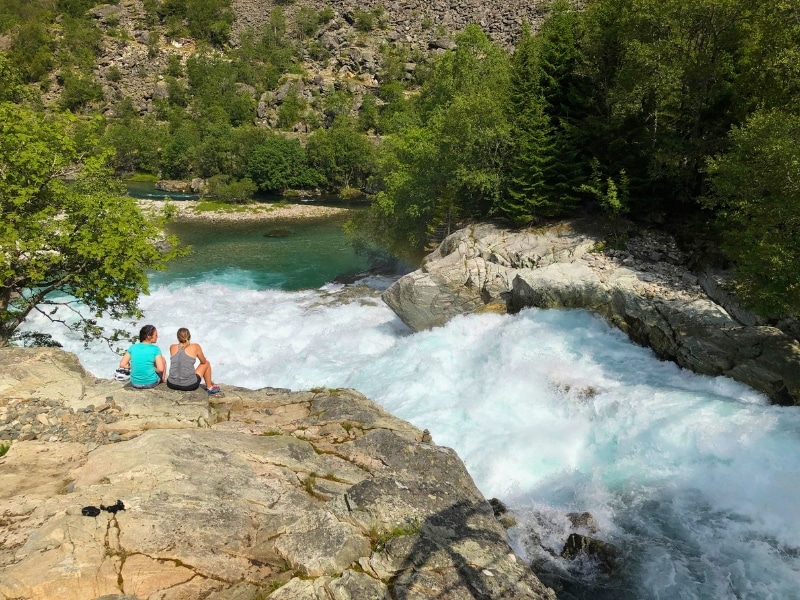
[207,385,221,395]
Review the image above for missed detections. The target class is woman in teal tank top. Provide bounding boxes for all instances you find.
[118,324,165,389]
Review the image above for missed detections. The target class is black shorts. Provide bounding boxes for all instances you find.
[166,375,201,391]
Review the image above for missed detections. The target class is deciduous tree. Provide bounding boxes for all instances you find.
[704,109,800,315]
[0,103,180,346]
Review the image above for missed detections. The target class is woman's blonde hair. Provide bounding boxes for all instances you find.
[177,327,191,345]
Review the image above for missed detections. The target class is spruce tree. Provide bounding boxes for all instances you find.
[502,23,556,224]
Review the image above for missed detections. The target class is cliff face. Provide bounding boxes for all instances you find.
[0,347,555,600]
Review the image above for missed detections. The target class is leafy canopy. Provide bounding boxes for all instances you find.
[0,103,180,346]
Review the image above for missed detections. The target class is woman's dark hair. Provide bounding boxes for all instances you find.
[139,324,156,342]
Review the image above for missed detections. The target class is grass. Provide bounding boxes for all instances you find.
[368,521,421,552]
[0,442,10,457]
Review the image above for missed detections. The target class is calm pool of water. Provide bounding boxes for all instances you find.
[153,215,371,290]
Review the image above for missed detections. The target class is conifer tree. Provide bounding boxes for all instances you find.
[502,23,556,224]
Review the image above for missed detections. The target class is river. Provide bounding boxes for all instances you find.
[17,216,800,600]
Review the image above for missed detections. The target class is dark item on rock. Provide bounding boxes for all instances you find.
[81,500,125,516]
[101,499,125,513]
[561,532,618,574]
[489,497,508,517]
[114,368,131,382]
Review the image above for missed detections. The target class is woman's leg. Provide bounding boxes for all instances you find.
[196,362,214,388]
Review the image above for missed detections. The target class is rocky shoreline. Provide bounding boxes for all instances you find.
[382,221,800,405]
[0,347,557,600]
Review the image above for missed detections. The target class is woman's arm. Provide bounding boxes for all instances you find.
[195,344,208,364]
[155,354,166,381]
[119,352,131,369]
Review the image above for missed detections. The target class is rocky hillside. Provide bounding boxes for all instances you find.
[48,0,550,123]
[231,0,548,47]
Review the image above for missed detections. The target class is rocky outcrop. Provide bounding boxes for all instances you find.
[0,347,555,600]
[382,222,800,405]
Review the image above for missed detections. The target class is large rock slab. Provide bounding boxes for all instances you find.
[382,222,800,405]
[0,347,555,600]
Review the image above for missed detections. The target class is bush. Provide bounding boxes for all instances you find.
[247,136,321,192]
[208,175,257,204]
[58,69,103,112]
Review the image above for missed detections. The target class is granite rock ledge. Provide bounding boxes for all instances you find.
[0,347,555,600]
[382,222,800,405]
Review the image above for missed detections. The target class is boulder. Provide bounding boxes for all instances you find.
[0,347,555,600]
[382,222,800,405]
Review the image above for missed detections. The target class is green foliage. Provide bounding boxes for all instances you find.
[704,109,800,315]
[500,22,556,224]
[581,0,759,205]
[358,93,379,132]
[142,0,160,26]
[185,54,256,126]
[0,442,9,457]
[58,70,103,112]
[354,10,378,32]
[165,76,189,107]
[185,0,233,47]
[11,331,63,348]
[323,89,353,123]
[8,21,54,82]
[247,136,321,193]
[57,0,95,18]
[196,121,234,177]
[294,6,329,39]
[160,121,200,178]
[0,55,32,103]
[306,118,376,191]
[207,175,257,204]
[165,54,184,77]
[277,87,306,130]
[368,521,421,552]
[0,103,181,346]
[361,25,511,255]
[107,65,122,82]
[146,30,160,57]
[579,160,629,219]
[60,15,103,69]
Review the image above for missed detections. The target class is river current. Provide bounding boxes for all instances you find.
[18,217,800,600]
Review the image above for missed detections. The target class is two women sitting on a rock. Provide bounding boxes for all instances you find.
[119,325,220,394]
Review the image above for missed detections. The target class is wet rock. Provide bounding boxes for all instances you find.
[561,533,618,574]
[383,221,800,405]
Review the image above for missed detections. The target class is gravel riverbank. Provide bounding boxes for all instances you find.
[137,199,351,222]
